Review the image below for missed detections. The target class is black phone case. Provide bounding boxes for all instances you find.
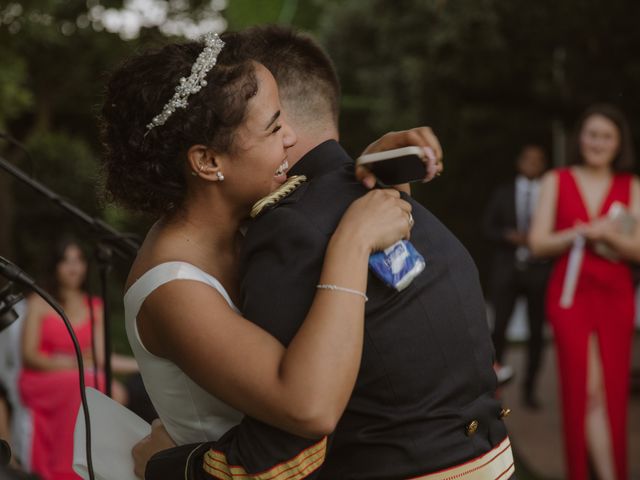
[366,153,426,185]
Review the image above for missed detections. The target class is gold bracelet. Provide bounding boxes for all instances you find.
[317,284,368,302]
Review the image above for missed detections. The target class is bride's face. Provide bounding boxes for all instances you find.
[221,63,297,208]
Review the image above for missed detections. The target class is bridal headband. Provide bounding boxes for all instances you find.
[145,32,225,134]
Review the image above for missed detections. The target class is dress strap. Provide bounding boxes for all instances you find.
[124,261,238,319]
[555,167,573,190]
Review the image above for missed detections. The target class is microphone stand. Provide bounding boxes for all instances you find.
[0,153,139,397]
[0,257,96,480]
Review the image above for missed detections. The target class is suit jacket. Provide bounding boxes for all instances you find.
[483,181,518,255]
[483,181,521,281]
[147,140,508,480]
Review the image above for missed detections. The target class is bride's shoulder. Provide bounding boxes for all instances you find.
[125,227,187,290]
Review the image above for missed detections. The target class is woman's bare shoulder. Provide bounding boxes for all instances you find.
[125,221,185,290]
[540,169,560,188]
[25,293,51,317]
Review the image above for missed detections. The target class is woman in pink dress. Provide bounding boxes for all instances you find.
[530,104,640,480]
[18,238,130,480]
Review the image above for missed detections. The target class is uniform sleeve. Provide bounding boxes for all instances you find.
[146,206,334,480]
[145,424,329,480]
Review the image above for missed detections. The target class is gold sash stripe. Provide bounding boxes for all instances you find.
[202,436,327,480]
[250,175,307,219]
[407,436,514,480]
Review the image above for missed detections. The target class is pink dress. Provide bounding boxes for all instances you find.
[19,296,105,480]
[546,168,635,480]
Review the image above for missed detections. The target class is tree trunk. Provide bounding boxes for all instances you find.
[0,173,14,258]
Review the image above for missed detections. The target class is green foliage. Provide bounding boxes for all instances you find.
[225,0,284,28]
[225,0,324,32]
[0,49,33,128]
[315,0,640,278]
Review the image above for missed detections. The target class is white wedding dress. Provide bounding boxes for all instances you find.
[124,261,243,445]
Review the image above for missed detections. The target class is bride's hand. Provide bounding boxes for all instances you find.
[335,189,413,253]
[356,127,444,189]
[132,419,176,478]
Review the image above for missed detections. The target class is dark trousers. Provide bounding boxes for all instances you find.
[490,261,550,397]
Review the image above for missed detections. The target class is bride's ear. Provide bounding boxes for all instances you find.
[186,144,226,181]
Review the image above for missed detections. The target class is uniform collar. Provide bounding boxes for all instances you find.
[287,140,353,181]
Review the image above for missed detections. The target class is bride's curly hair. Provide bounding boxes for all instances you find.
[100,32,257,215]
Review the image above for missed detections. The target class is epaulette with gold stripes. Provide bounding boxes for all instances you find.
[250,175,307,219]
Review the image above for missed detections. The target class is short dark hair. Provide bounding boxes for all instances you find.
[241,25,340,128]
[516,144,547,163]
[568,103,635,172]
[100,32,257,215]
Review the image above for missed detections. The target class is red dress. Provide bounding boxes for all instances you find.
[19,296,105,480]
[546,168,635,480]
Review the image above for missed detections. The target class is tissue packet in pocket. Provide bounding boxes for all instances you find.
[368,240,425,291]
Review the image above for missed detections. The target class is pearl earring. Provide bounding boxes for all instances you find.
[217,172,225,181]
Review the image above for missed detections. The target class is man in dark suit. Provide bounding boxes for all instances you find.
[136,26,513,479]
[483,145,549,410]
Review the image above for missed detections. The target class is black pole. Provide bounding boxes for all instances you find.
[0,154,140,398]
[97,243,113,397]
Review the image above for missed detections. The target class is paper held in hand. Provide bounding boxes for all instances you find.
[73,387,151,480]
[593,201,637,261]
[560,201,637,308]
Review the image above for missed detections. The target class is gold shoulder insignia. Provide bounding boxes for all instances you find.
[250,175,307,219]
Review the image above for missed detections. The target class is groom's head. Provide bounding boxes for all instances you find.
[242,25,341,164]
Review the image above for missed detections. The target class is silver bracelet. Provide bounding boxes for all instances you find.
[317,284,368,302]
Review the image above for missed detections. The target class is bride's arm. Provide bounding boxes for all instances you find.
[138,190,411,439]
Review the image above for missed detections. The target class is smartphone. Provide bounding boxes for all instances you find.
[356,146,427,186]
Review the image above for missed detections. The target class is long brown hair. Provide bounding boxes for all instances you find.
[46,237,88,302]
[567,103,635,172]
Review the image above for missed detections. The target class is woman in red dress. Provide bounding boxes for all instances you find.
[530,104,640,480]
[18,239,131,480]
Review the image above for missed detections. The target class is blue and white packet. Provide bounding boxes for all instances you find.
[368,240,425,291]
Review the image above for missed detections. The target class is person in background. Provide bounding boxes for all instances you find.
[0,383,13,466]
[483,144,550,408]
[18,237,137,480]
[530,103,640,480]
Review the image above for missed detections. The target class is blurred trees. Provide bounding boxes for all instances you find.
[0,0,225,351]
[317,0,640,275]
[1,0,639,296]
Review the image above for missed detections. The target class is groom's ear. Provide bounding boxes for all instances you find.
[186,144,226,181]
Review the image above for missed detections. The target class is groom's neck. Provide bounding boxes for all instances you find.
[287,126,339,169]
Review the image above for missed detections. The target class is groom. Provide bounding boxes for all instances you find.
[137,26,513,479]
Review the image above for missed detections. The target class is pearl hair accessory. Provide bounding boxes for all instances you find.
[145,33,225,134]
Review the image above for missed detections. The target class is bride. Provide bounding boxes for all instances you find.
[101,30,414,450]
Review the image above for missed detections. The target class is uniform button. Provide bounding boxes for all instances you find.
[499,408,511,419]
[465,420,479,436]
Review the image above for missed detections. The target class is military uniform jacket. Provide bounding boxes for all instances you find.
[147,140,509,480]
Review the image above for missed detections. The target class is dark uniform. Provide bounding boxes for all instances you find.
[147,140,512,479]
